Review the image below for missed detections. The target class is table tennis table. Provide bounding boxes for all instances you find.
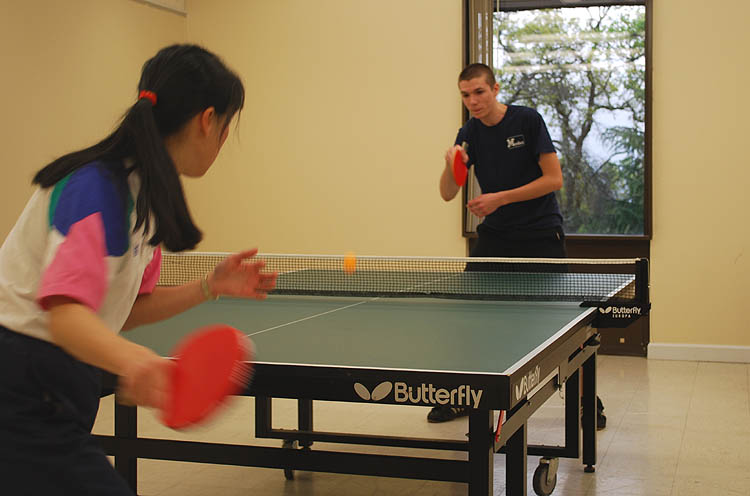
[95,254,648,496]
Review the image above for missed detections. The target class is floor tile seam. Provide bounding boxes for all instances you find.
[672,362,701,487]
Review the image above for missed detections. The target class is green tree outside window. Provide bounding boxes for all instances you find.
[494,6,645,234]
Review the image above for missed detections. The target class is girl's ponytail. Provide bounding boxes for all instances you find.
[123,94,202,251]
[32,44,244,253]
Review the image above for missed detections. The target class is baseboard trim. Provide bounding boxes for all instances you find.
[648,343,750,363]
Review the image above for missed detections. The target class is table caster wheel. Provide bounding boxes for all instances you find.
[532,457,558,496]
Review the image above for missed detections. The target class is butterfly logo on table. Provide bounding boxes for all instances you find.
[354,381,393,401]
[598,306,642,317]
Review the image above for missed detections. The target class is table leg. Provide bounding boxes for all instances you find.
[255,395,271,434]
[582,352,597,472]
[298,399,313,448]
[565,368,580,456]
[113,400,138,492]
[468,409,494,496]
[505,419,527,496]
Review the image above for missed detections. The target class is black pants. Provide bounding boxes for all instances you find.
[466,224,567,273]
[0,326,133,496]
[471,223,567,258]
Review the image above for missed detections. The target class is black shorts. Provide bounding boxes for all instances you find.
[0,326,133,496]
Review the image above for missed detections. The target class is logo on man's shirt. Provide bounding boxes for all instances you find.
[507,135,526,149]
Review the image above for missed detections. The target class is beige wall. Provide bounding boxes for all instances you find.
[0,0,185,222]
[650,0,750,348]
[183,0,464,256]
[2,0,749,350]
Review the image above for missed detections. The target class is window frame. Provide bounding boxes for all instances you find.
[461,0,653,243]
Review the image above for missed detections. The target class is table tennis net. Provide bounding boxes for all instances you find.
[157,252,649,306]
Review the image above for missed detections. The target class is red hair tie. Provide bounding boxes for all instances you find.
[138,90,157,106]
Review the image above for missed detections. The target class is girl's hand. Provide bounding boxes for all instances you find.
[208,249,277,300]
[117,352,174,409]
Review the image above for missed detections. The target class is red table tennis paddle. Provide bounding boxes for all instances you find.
[452,146,468,187]
[161,324,254,430]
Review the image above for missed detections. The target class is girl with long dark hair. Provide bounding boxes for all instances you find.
[0,44,276,494]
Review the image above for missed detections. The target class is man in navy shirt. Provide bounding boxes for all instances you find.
[433,63,606,429]
[439,63,565,257]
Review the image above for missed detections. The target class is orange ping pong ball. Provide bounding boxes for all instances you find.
[343,252,356,274]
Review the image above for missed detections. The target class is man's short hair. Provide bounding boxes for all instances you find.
[458,63,496,87]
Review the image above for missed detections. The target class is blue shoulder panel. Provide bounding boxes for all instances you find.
[49,162,132,257]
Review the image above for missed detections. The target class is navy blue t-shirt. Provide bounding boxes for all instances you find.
[456,105,563,232]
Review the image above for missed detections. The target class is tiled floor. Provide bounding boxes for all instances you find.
[92,356,750,495]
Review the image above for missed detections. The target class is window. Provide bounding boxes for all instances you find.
[465,1,650,236]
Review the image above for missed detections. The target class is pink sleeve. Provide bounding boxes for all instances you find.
[138,246,162,295]
[37,213,108,311]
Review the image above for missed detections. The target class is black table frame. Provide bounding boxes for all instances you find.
[95,310,600,496]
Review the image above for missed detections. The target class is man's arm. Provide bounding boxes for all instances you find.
[498,152,563,204]
[439,144,467,201]
[466,152,562,217]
